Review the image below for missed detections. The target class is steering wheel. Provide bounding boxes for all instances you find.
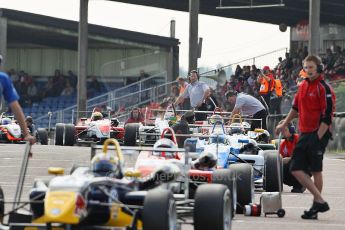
[102,138,124,177]
[231,114,243,124]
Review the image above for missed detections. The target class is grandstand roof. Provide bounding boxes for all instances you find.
[0,8,179,50]
[111,0,345,27]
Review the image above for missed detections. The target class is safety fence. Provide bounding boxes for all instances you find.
[266,112,345,152]
[35,71,172,128]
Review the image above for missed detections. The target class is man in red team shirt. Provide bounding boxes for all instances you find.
[125,108,144,125]
[276,55,335,219]
[278,121,305,193]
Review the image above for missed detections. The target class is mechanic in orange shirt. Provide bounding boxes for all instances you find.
[296,69,308,86]
[257,66,274,109]
[270,75,283,114]
[278,121,305,193]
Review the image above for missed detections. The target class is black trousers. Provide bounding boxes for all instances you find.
[260,93,271,110]
[195,103,207,121]
[283,160,303,188]
[251,109,267,131]
[269,96,282,114]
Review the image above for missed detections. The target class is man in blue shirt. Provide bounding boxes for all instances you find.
[0,56,35,144]
[175,70,210,121]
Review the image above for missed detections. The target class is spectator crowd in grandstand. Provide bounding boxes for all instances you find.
[167,46,345,115]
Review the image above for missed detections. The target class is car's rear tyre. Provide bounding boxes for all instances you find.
[264,150,283,192]
[55,123,64,145]
[124,123,140,146]
[212,169,237,217]
[194,184,231,230]
[230,164,254,214]
[64,124,75,146]
[37,128,48,145]
[143,189,177,230]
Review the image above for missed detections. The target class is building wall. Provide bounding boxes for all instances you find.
[291,23,345,54]
[6,47,168,77]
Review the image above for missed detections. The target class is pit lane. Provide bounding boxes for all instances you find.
[0,144,344,230]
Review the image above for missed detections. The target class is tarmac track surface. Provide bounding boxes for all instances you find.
[0,144,345,230]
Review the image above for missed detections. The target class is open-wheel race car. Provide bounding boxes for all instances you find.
[54,109,124,146]
[0,114,24,143]
[133,127,253,215]
[0,113,48,145]
[123,105,179,146]
[188,115,283,193]
[3,139,178,230]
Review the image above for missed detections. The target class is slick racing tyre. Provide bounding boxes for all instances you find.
[194,184,232,230]
[143,189,177,230]
[212,168,237,217]
[264,150,283,192]
[124,123,140,146]
[37,128,48,145]
[55,123,64,145]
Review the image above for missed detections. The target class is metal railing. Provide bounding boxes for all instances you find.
[35,71,171,127]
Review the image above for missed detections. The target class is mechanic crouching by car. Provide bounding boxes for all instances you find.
[171,111,195,147]
[174,70,210,121]
[26,116,36,134]
[278,121,306,193]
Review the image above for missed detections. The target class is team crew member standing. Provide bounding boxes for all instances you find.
[175,70,210,121]
[276,55,335,219]
[257,66,274,109]
[0,55,35,144]
[226,90,267,130]
[270,76,283,114]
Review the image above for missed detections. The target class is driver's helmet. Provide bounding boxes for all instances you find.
[91,153,118,177]
[229,126,245,135]
[209,114,223,125]
[153,138,177,158]
[257,130,270,143]
[111,118,119,127]
[209,132,226,144]
[1,118,11,125]
[92,112,103,121]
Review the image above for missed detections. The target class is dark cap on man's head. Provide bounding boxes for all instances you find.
[177,76,186,81]
[189,70,198,76]
[26,116,33,123]
[225,90,238,98]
